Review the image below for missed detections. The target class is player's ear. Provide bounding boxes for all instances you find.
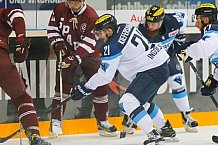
[204,17,210,24]
[107,28,113,37]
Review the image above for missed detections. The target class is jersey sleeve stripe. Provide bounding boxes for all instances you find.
[102,52,122,60]
[211,57,218,63]
[79,43,95,53]
[83,36,96,46]
[47,32,62,38]
[8,9,23,18]
[47,26,60,32]
[205,30,218,35]
[161,36,176,44]
[50,38,65,47]
[9,12,24,23]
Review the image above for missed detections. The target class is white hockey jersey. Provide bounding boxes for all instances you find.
[85,24,169,90]
[186,21,218,79]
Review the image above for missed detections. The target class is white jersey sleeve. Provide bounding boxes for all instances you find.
[186,28,218,60]
[85,50,121,90]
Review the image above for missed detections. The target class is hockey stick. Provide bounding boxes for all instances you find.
[59,51,64,132]
[18,64,23,145]
[212,135,218,143]
[120,114,135,138]
[188,61,218,108]
[0,92,75,143]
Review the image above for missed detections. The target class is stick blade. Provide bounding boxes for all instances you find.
[212,135,218,143]
[119,131,126,138]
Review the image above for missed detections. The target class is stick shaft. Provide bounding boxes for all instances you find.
[189,61,218,108]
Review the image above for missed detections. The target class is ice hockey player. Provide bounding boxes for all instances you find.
[135,5,199,134]
[68,13,171,145]
[47,0,117,138]
[176,3,218,98]
[122,4,199,138]
[0,8,51,145]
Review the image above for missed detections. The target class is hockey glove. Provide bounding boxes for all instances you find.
[71,83,92,100]
[175,41,195,63]
[174,34,186,44]
[53,43,71,57]
[58,55,81,69]
[201,74,218,96]
[13,38,31,63]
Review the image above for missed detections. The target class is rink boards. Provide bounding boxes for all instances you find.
[1,111,218,138]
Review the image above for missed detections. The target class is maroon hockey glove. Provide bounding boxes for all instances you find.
[53,43,71,57]
[59,55,81,69]
[13,38,31,63]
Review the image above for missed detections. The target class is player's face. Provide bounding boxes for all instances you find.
[67,0,83,12]
[146,21,162,31]
[195,15,204,31]
[94,30,108,43]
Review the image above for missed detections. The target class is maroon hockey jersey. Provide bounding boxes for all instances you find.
[0,8,26,49]
[47,3,99,59]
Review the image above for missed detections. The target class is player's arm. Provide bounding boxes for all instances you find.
[85,55,121,90]
[60,13,98,69]
[170,11,187,56]
[71,49,122,100]
[71,14,98,59]
[5,9,26,41]
[186,31,218,60]
[4,9,30,63]
[173,11,187,45]
[47,6,71,57]
[172,11,187,34]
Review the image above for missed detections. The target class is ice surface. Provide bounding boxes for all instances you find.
[5,125,218,145]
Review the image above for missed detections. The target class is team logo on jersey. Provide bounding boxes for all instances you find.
[80,23,87,33]
[161,36,165,40]
[174,76,182,85]
[101,62,110,72]
[176,64,182,71]
[169,29,178,37]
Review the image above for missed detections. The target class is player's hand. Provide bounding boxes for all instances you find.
[177,50,193,63]
[71,83,92,100]
[201,74,218,96]
[175,41,194,63]
[54,43,70,57]
[58,55,79,69]
[174,34,186,44]
[13,38,31,63]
